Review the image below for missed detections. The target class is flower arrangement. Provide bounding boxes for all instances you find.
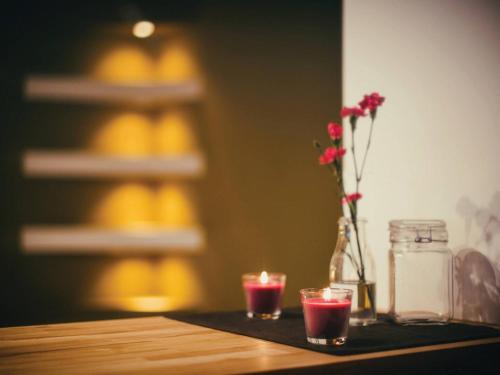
[314,92,385,284]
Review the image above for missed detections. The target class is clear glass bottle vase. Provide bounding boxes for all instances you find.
[330,217,377,325]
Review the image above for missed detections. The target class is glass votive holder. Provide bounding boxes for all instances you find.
[300,287,353,346]
[242,272,286,320]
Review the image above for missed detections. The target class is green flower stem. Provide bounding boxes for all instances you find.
[359,115,375,179]
[351,113,378,314]
[349,119,366,281]
[314,141,362,280]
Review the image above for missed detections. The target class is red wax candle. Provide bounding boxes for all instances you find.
[300,288,353,345]
[242,272,286,320]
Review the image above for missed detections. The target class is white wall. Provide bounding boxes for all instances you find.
[343,0,500,323]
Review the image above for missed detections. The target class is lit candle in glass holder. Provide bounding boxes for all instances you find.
[242,271,286,320]
[301,287,353,346]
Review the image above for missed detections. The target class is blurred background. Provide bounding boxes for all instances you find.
[3,0,498,328]
[0,0,342,326]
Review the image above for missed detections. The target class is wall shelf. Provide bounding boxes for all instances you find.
[25,75,203,105]
[21,226,204,254]
[23,150,205,178]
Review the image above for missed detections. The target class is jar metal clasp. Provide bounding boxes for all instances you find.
[415,228,433,243]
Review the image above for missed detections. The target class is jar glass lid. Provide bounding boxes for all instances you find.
[389,219,448,243]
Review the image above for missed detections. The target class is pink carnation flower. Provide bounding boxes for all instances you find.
[318,147,346,165]
[359,92,385,112]
[327,122,343,140]
[342,192,363,204]
[340,106,366,118]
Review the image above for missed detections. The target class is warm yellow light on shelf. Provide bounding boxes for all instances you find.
[133,21,155,39]
[90,295,172,312]
[92,258,154,298]
[91,183,199,228]
[90,112,153,156]
[157,257,202,309]
[156,184,198,227]
[154,110,197,154]
[156,38,199,81]
[91,183,155,228]
[122,295,171,312]
[92,46,154,82]
[91,33,199,82]
[87,257,202,312]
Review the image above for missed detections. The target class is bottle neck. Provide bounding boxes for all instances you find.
[333,217,374,283]
[340,218,367,254]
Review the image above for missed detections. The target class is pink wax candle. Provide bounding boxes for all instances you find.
[242,272,286,320]
[300,288,353,346]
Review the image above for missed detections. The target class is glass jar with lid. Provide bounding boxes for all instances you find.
[389,220,453,324]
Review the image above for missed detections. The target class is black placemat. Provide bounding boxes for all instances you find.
[165,308,500,355]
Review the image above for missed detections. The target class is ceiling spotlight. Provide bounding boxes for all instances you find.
[133,21,155,38]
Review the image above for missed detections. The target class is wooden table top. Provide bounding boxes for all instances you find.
[0,316,499,374]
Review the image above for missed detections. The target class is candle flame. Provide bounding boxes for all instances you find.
[260,271,269,284]
[323,287,333,300]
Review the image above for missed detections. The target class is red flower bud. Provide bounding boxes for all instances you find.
[342,192,363,204]
[318,146,346,165]
[359,92,385,112]
[327,122,343,140]
[340,106,366,118]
